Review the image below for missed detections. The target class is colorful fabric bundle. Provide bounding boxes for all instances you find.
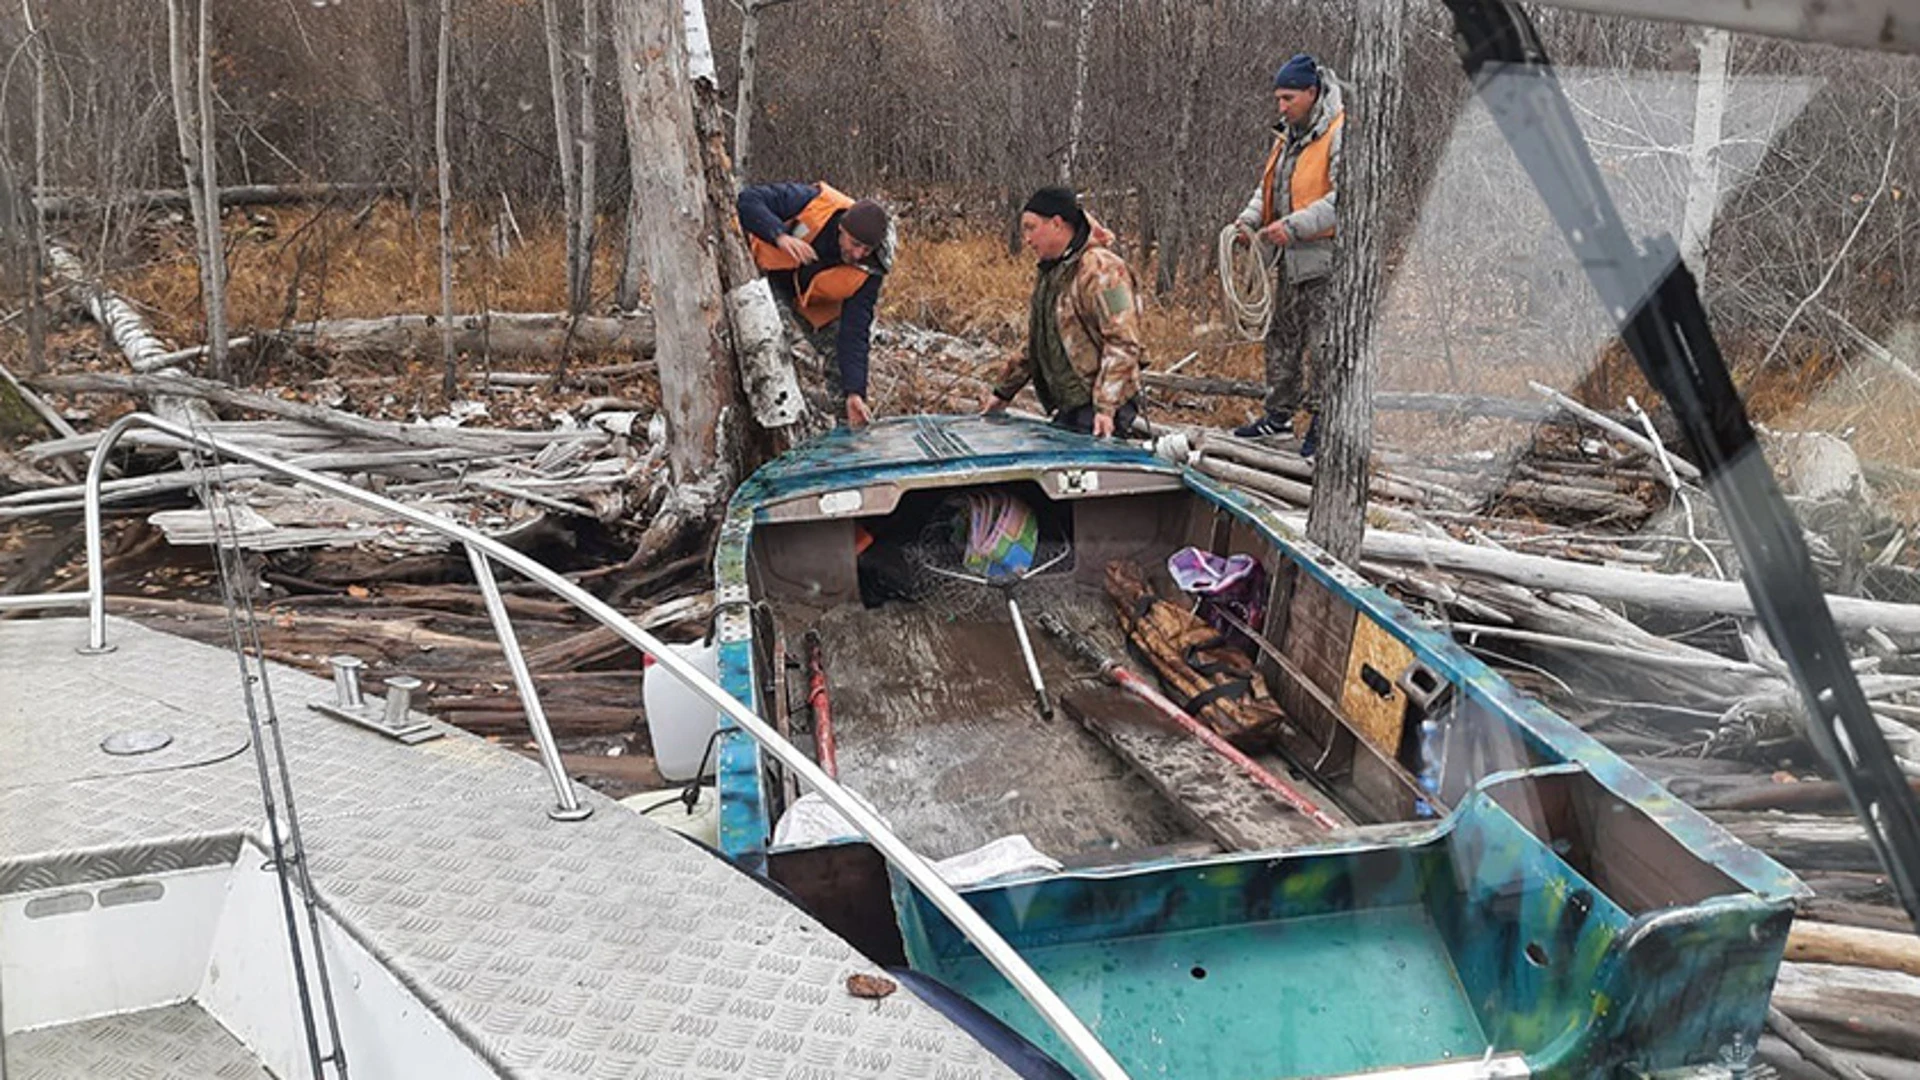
[1167,547,1268,653]
[960,492,1039,580]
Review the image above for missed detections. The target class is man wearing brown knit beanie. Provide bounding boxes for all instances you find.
[738,182,893,429]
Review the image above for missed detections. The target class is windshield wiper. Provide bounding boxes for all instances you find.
[1439,0,1920,928]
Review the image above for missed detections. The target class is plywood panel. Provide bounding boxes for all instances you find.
[1339,616,1418,758]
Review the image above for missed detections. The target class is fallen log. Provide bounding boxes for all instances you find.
[33,181,401,219]
[511,749,663,790]
[1197,433,1446,506]
[1497,479,1651,519]
[1702,777,1920,814]
[46,244,177,372]
[1141,375,1563,423]
[521,593,714,672]
[1797,898,1919,935]
[1767,1008,1879,1080]
[1787,920,1920,978]
[1348,526,1920,636]
[269,312,655,361]
[1772,1000,1920,1061]
[1709,811,1881,873]
[445,705,638,737]
[27,370,610,455]
[108,594,494,656]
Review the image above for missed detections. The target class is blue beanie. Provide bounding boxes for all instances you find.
[1273,53,1320,91]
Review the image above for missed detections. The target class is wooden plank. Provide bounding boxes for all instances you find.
[1059,688,1347,850]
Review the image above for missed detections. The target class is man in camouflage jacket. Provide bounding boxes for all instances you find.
[983,187,1145,438]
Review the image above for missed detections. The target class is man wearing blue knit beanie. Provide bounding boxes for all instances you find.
[1228,51,1345,457]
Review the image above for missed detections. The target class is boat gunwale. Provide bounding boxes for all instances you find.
[715,416,1805,908]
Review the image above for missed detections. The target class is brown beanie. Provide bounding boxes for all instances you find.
[840,199,889,248]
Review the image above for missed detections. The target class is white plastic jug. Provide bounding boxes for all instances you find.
[643,641,722,782]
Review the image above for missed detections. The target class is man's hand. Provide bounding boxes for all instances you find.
[775,233,818,265]
[1092,411,1115,438]
[845,394,872,429]
[1260,219,1293,247]
[981,390,1009,414]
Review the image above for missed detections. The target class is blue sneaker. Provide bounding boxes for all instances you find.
[1299,413,1320,458]
[1232,413,1293,439]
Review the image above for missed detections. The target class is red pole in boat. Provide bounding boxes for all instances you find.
[1036,613,1339,831]
[805,630,838,779]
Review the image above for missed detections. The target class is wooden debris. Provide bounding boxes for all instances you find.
[268,311,655,362]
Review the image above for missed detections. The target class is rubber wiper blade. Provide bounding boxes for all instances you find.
[1439,0,1920,928]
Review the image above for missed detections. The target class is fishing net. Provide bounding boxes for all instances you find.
[885,490,1076,621]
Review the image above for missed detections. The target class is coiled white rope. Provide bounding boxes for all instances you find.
[1218,223,1277,342]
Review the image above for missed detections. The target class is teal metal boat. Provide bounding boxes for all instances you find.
[708,413,1806,1080]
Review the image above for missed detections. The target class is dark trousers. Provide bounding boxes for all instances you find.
[1052,397,1142,437]
[1262,276,1329,417]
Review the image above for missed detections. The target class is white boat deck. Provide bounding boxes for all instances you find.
[1,616,1020,1079]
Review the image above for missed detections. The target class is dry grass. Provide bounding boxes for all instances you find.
[21,202,1920,521]
[114,201,623,352]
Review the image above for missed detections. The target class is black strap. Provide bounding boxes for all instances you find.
[1186,679,1250,715]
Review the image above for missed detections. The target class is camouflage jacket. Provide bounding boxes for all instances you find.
[994,244,1146,415]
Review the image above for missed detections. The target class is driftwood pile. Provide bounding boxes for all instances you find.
[0,245,707,795]
[5,243,1920,1072]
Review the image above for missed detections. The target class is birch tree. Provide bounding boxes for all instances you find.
[164,0,229,381]
[1158,0,1214,293]
[1059,0,1095,185]
[194,0,227,380]
[20,0,46,374]
[612,0,807,566]
[1307,0,1407,566]
[732,0,802,180]
[539,0,583,313]
[575,0,599,312]
[1680,27,1731,277]
[436,0,457,399]
[404,0,427,217]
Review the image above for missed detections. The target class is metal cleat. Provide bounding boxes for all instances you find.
[310,656,442,744]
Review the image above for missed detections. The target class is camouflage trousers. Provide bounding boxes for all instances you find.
[1262,275,1329,417]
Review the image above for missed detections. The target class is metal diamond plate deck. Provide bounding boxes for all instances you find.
[6,1002,269,1080]
[1,617,1020,1079]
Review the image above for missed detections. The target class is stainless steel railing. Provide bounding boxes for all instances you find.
[63,412,1129,1080]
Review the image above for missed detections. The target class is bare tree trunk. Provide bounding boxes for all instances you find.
[539,0,582,314]
[612,0,804,566]
[1680,27,1730,278]
[404,0,427,217]
[1004,0,1027,255]
[618,181,642,311]
[575,0,599,311]
[165,0,220,377]
[436,0,457,400]
[22,0,46,375]
[195,0,229,381]
[1059,0,1095,185]
[1306,0,1405,566]
[614,0,740,489]
[1158,0,1212,294]
[733,0,764,178]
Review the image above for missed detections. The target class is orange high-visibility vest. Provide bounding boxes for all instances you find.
[747,182,873,328]
[1259,111,1345,238]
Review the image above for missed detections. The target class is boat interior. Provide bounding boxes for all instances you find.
[736,468,1797,1078]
